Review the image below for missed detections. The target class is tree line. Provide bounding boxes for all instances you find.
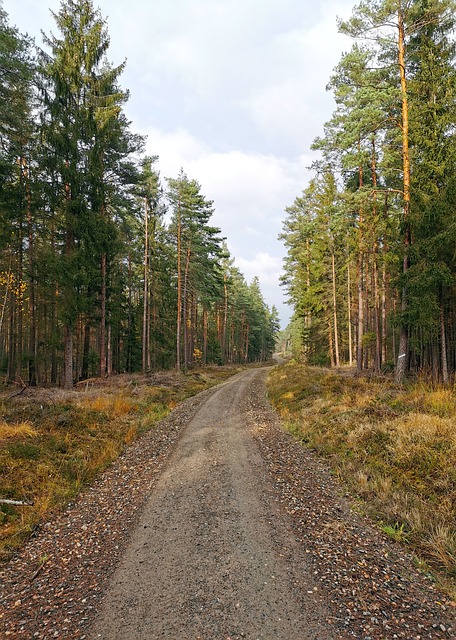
[0,0,278,388]
[281,0,456,382]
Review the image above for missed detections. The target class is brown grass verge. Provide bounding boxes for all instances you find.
[267,361,456,597]
[0,366,242,560]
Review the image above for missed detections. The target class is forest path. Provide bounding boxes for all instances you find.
[2,368,454,639]
[90,368,334,639]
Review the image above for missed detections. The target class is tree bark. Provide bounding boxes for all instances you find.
[100,252,107,377]
[25,159,37,386]
[176,198,182,372]
[142,199,149,373]
[63,324,73,389]
[347,263,353,366]
[331,252,340,367]
[395,9,411,383]
[440,301,449,384]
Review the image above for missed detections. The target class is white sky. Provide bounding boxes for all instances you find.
[3,0,354,326]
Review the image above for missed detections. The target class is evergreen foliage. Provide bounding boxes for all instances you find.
[0,1,277,386]
[281,0,456,381]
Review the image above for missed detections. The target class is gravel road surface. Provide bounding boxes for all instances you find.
[90,368,332,640]
[1,367,454,639]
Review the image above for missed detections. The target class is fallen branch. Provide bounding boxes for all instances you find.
[0,498,34,506]
[31,555,49,581]
[6,383,27,400]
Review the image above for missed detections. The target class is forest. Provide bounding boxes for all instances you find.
[281,0,456,382]
[0,0,279,389]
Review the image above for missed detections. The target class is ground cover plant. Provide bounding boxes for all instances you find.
[0,366,241,560]
[267,361,456,596]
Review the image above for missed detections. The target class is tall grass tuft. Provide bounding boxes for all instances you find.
[267,361,456,594]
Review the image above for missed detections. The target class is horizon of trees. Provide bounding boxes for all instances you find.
[280,0,456,382]
[0,0,279,388]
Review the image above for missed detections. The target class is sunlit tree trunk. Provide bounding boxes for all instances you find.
[395,8,411,382]
[347,263,353,366]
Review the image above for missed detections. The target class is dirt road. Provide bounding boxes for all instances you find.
[2,367,454,639]
[90,368,333,639]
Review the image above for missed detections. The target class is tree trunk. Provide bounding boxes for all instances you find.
[100,253,107,377]
[381,263,387,366]
[331,252,340,367]
[357,250,364,372]
[176,198,182,372]
[203,308,208,364]
[440,300,449,384]
[142,199,149,373]
[373,248,381,373]
[81,320,91,380]
[25,161,37,386]
[223,273,228,363]
[395,9,411,383]
[107,322,113,376]
[63,324,73,389]
[183,246,191,371]
[328,319,335,368]
[357,144,364,373]
[347,263,353,366]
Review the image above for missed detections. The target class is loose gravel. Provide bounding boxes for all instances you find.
[0,367,454,639]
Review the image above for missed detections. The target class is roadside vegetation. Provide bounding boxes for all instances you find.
[0,366,241,560]
[267,361,456,595]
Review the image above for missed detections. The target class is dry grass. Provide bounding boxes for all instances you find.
[0,420,38,439]
[267,361,456,593]
[0,366,242,560]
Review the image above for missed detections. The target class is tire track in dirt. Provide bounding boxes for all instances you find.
[90,369,335,640]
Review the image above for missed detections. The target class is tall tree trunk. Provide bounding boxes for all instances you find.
[63,323,73,389]
[381,263,387,366]
[440,300,449,384]
[142,200,149,373]
[357,143,364,373]
[63,177,74,390]
[203,308,208,364]
[223,273,228,363]
[331,252,340,367]
[371,138,381,373]
[81,320,91,380]
[127,253,133,372]
[328,319,335,368]
[395,9,411,383]
[176,198,182,372]
[357,249,364,372]
[183,246,191,371]
[100,252,107,377]
[373,247,381,373]
[7,283,15,383]
[347,263,353,366]
[25,159,37,386]
[107,322,113,376]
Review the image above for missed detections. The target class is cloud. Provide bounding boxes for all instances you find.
[143,128,312,245]
[3,0,356,327]
[236,252,283,286]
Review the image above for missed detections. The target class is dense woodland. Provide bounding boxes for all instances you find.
[281,0,456,382]
[0,0,278,388]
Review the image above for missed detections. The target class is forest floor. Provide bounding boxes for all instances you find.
[1,367,455,639]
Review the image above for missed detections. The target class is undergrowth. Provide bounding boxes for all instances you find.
[0,366,240,560]
[267,360,456,596]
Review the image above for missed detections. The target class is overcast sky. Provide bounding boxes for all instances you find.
[3,0,354,326]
